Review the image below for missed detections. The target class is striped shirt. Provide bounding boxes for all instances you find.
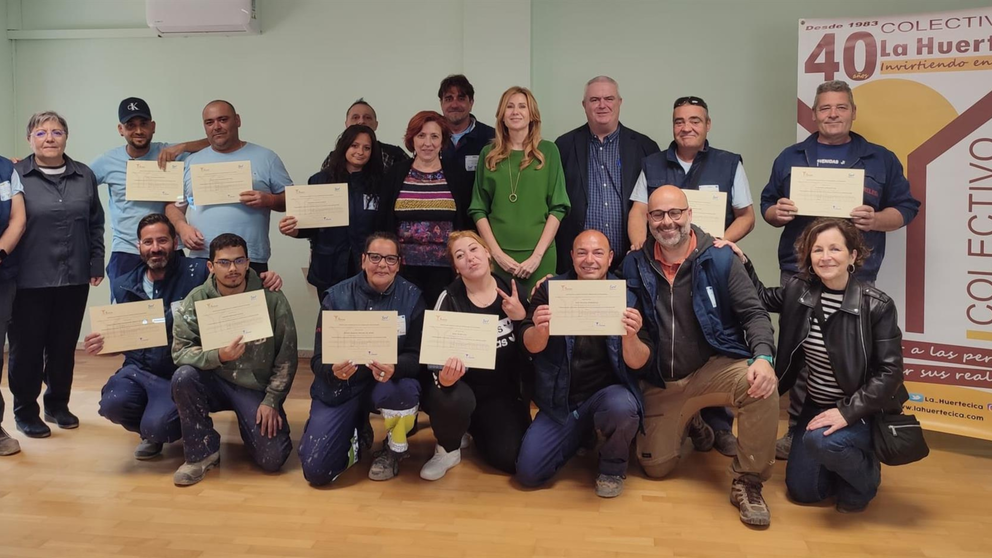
[802,290,846,406]
[394,168,456,267]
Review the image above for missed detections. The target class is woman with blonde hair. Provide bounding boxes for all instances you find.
[419,230,532,480]
[468,86,569,294]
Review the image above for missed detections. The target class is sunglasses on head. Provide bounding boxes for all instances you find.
[674,96,708,110]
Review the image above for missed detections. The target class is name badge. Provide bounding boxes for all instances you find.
[699,184,719,192]
[465,155,479,172]
[363,194,378,211]
[397,315,407,336]
[0,181,11,201]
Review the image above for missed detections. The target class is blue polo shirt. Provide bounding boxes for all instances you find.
[91,142,189,255]
[181,143,292,263]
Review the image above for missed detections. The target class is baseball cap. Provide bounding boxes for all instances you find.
[119,97,152,124]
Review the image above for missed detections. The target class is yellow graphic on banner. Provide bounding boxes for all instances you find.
[903,381,992,441]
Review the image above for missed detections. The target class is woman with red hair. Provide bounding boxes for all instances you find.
[377,111,468,307]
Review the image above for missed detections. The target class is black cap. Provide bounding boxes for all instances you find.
[119,97,152,124]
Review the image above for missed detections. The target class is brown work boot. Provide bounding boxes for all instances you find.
[730,475,771,527]
[687,413,714,452]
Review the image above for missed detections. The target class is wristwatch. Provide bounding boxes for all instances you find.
[747,354,774,366]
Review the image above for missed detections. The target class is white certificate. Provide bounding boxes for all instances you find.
[790,167,865,218]
[420,310,498,369]
[684,189,727,238]
[285,184,350,229]
[191,161,252,206]
[321,311,398,364]
[89,299,169,354]
[194,290,273,351]
[125,160,184,202]
[548,280,626,336]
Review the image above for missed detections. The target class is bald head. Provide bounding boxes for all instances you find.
[202,99,241,153]
[647,185,693,249]
[571,229,613,280]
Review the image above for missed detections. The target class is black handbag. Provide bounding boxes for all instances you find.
[872,412,930,466]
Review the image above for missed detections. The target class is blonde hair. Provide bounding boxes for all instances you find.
[446,230,492,270]
[485,86,545,171]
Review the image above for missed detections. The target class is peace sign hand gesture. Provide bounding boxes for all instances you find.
[496,279,526,321]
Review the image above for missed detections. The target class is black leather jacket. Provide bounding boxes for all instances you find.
[748,264,908,424]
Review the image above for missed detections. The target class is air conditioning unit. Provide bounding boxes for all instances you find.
[147,0,260,36]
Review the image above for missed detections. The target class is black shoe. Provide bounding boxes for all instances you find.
[15,416,52,438]
[44,409,79,429]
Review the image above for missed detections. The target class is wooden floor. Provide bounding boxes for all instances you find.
[1,355,991,558]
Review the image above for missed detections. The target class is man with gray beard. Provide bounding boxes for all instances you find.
[622,185,779,527]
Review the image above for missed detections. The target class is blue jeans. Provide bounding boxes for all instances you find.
[298,377,420,486]
[99,364,181,444]
[786,403,880,508]
[516,384,639,486]
[171,365,292,472]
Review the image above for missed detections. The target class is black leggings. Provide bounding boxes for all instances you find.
[425,380,532,474]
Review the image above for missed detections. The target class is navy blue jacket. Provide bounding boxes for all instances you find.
[297,169,378,298]
[0,156,19,282]
[621,226,775,388]
[110,254,209,379]
[555,123,660,272]
[310,272,425,407]
[441,115,495,210]
[519,271,648,426]
[641,140,740,230]
[760,132,920,282]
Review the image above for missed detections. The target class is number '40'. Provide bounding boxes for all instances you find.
[804,32,877,81]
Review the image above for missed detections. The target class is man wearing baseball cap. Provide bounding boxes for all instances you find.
[90,97,208,286]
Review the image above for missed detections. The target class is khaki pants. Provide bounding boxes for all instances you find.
[637,356,778,481]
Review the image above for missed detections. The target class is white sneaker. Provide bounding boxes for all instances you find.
[419,445,461,481]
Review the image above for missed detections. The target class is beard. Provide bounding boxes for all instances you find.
[651,221,691,248]
[142,250,171,270]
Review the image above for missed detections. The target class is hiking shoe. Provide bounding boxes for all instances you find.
[420,445,461,481]
[730,476,771,527]
[0,428,21,456]
[134,439,164,460]
[43,408,79,429]
[775,430,793,460]
[687,413,714,452]
[15,416,51,438]
[713,429,738,457]
[594,474,624,498]
[369,446,405,481]
[173,452,220,486]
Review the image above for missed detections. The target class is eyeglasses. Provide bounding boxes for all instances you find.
[673,96,708,110]
[212,257,249,268]
[366,252,400,266]
[647,208,688,222]
[32,129,66,139]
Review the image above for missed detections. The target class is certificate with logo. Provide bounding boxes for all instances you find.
[790,167,864,218]
[548,280,626,336]
[125,160,184,202]
[195,290,273,351]
[286,183,349,229]
[321,311,398,364]
[420,310,498,369]
[683,189,727,238]
[89,299,169,354]
[191,161,252,206]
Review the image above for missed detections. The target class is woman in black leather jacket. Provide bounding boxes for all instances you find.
[745,218,907,513]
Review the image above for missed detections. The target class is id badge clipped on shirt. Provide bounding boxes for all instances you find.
[465,155,479,172]
[397,315,407,336]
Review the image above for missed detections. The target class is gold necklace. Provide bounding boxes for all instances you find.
[507,160,522,203]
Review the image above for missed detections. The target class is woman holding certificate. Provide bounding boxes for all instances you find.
[736,218,907,512]
[419,231,532,480]
[300,232,425,485]
[468,86,570,295]
[7,111,104,438]
[377,111,468,308]
[279,124,384,297]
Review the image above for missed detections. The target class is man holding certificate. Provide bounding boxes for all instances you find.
[625,186,778,527]
[170,234,297,486]
[760,80,919,459]
[300,232,425,485]
[515,230,652,499]
[166,100,292,274]
[90,97,208,285]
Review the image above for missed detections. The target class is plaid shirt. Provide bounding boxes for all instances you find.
[586,127,624,254]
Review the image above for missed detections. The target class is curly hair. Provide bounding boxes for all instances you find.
[794,217,870,279]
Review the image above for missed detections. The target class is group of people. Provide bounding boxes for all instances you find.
[0,73,917,527]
